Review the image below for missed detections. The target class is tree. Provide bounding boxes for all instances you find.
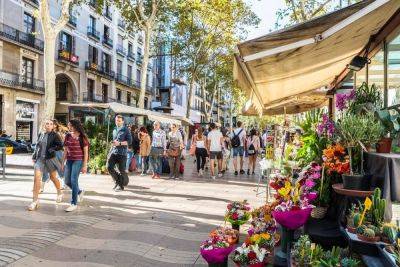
[35,0,73,119]
[275,0,362,28]
[170,0,259,119]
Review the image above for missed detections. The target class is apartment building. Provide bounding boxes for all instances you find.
[0,0,156,142]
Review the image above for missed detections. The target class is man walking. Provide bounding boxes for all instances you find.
[207,123,223,179]
[150,121,166,179]
[107,115,132,191]
[231,121,246,175]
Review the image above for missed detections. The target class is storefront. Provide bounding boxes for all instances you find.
[15,99,39,143]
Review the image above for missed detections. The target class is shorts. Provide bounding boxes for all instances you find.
[232,146,244,157]
[209,151,223,160]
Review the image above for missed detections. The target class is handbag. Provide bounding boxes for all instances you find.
[189,143,196,156]
[129,157,137,172]
[167,148,180,157]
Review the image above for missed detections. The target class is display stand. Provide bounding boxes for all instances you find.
[274,226,294,265]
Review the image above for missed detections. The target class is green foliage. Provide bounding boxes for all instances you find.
[315,171,330,207]
[375,108,400,138]
[337,114,365,148]
[348,82,383,115]
[85,121,109,173]
[341,257,360,267]
[316,246,341,267]
[353,213,361,228]
[291,235,324,266]
[368,188,386,227]
[362,113,384,146]
[382,223,398,244]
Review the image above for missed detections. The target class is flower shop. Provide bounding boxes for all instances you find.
[212,0,400,266]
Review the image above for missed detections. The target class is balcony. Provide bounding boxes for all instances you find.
[0,69,44,94]
[87,26,100,41]
[24,0,38,6]
[118,19,126,30]
[102,36,113,48]
[88,0,97,8]
[82,92,115,103]
[138,36,143,44]
[58,49,79,66]
[0,23,44,52]
[127,52,135,61]
[68,15,77,28]
[85,61,115,80]
[146,85,153,93]
[115,73,132,87]
[136,56,143,65]
[116,45,126,57]
[195,91,202,98]
[104,10,112,21]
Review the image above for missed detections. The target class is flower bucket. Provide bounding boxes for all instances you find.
[272,208,312,230]
[201,246,235,264]
[311,206,328,219]
[376,137,392,153]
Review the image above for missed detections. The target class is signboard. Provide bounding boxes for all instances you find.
[16,100,35,120]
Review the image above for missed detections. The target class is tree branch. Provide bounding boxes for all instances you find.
[53,0,73,34]
[311,0,333,17]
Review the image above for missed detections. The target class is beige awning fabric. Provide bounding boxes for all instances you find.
[172,116,194,126]
[61,102,149,116]
[234,0,400,115]
[147,113,181,125]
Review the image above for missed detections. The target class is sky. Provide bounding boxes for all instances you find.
[244,0,286,41]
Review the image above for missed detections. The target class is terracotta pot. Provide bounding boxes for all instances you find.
[347,227,356,234]
[376,137,392,153]
[357,233,380,243]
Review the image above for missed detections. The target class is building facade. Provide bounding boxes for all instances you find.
[0,0,156,142]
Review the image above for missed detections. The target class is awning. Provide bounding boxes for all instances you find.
[172,116,194,126]
[147,113,181,125]
[234,0,400,115]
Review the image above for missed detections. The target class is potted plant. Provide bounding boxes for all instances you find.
[381,223,398,244]
[225,200,251,233]
[375,108,400,153]
[291,235,324,266]
[231,243,270,267]
[337,114,369,190]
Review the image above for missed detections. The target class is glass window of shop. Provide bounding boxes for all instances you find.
[388,32,400,106]
[369,46,385,104]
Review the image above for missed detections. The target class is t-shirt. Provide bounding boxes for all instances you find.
[64,133,89,161]
[231,128,246,147]
[207,130,223,152]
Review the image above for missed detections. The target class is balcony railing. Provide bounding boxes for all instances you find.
[0,69,44,93]
[134,80,141,89]
[102,36,113,48]
[68,15,77,28]
[25,0,39,5]
[138,36,143,44]
[136,56,143,65]
[82,92,115,103]
[116,45,126,57]
[118,19,126,29]
[0,23,44,51]
[104,10,112,20]
[87,26,100,41]
[58,49,79,66]
[115,73,132,87]
[127,52,135,61]
[85,61,115,80]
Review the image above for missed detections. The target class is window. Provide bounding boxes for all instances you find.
[24,13,35,33]
[128,43,133,54]
[117,89,122,101]
[137,48,142,61]
[117,35,123,47]
[144,97,148,108]
[117,60,122,75]
[21,57,34,86]
[88,45,98,64]
[89,16,96,31]
[388,33,400,105]
[369,47,384,103]
[102,84,108,102]
[88,79,95,101]
[136,69,141,84]
[59,32,72,51]
[104,25,110,39]
[127,92,131,105]
[57,82,68,101]
[127,65,132,81]
[102,53,111,73]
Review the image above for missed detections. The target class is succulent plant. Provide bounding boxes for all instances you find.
[356,225,367,235]
[369,188,386,227]
[363,228,376,238]
[353,213,361,228]
[382,223,398,243]
[367,224,381,235]
[341,257,360,267]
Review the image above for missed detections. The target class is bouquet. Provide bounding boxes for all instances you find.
[246,233,275,251]
[322,144,350,175]
[200,227,238,264]
[249,203,278,235]
[231,243,269,267]
[225,200,251,226]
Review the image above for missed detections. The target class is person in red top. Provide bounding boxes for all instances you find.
[62,119,89,212]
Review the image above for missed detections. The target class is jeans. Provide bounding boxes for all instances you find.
[126,151,133,170]
[232,146,244,157]
[150,147,163,175]
[107,153,128,188]
[195,148,207,172]
[42,150,64,183]
[141,156,149,173]
[64,160,83,205]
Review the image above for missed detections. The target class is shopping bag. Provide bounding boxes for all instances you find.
[189,144,196,156]
[179,163,184,174]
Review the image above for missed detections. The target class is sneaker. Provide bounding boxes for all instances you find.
[240,169,245,174]
[27,201,39,211]
[174,176,180,180]
[140,172,146,176]
[247,169,250,175]
[211,176,216,180]
[199,169,204,177]
[78,190,85,203]
[218,173,223,178]
[65,204,77,212]
[56,193,63,203]
[252,172,255,175]
[114,185,124,192]
[234,171,238,176]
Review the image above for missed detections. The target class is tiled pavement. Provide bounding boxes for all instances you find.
[0,155,266,266]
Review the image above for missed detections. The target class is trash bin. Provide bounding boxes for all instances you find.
[0,147,6,179]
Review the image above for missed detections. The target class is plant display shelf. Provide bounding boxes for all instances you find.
[342,227,382,257]
[378,244,397,267]
[332,183,374,198]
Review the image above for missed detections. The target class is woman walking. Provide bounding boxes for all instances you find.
[167,123,184,180]
[221,129,231,174]
[29,119,63,211]
[139,127,151,175]
[246,129,260,175]
[194,127,207,177]
[62,119,89,212]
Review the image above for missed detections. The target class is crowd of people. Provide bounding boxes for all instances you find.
[29,115,267,212]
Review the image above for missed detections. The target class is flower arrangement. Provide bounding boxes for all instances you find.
[322,144,350,175]
[246,233,275,251]
[200,227,238,264]
[336,90,356,111]
[316,113,335,138]
[231,243,269,267]
[250,203,278,235]
[225,200,251,227]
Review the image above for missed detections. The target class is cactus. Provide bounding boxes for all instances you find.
[356,225,367,235]
[382,223,398,243]
[353,213,361,227]
[363,228,375,238]
[369,188,386,227]
[368,224,381,235]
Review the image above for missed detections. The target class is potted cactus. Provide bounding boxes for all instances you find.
[367,188,386,227]
[381,223,398,244]
[356,224,381,243]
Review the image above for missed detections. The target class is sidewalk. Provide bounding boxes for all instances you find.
[0,158,266,266]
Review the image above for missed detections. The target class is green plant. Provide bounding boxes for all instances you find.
[341,257,360,267]
[291,235,324,266]
[363,228,375,238]
[362,113,384,147]
[348,82,382,114]
[368,188,386,227]
[382,223,398,243]
[353,213,361,228]
[316,246,341,267]
[375,107,400,138]
[315,171,330,207]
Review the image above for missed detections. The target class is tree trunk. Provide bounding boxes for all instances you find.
[43,34,57,119]
[186,78,195,119]
[138,27,151,109]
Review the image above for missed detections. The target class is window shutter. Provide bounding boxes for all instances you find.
[88,46,92,63]
[72,35,76,54]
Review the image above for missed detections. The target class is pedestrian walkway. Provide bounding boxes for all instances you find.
[0,157,266,266]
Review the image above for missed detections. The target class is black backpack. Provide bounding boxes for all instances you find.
[231,129,243,148]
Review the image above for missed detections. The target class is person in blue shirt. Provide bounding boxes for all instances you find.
[107,115,132,191]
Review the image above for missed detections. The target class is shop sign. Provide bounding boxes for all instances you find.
[16,100,35,120]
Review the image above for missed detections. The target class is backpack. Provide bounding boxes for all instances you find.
[231,129,243,148]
